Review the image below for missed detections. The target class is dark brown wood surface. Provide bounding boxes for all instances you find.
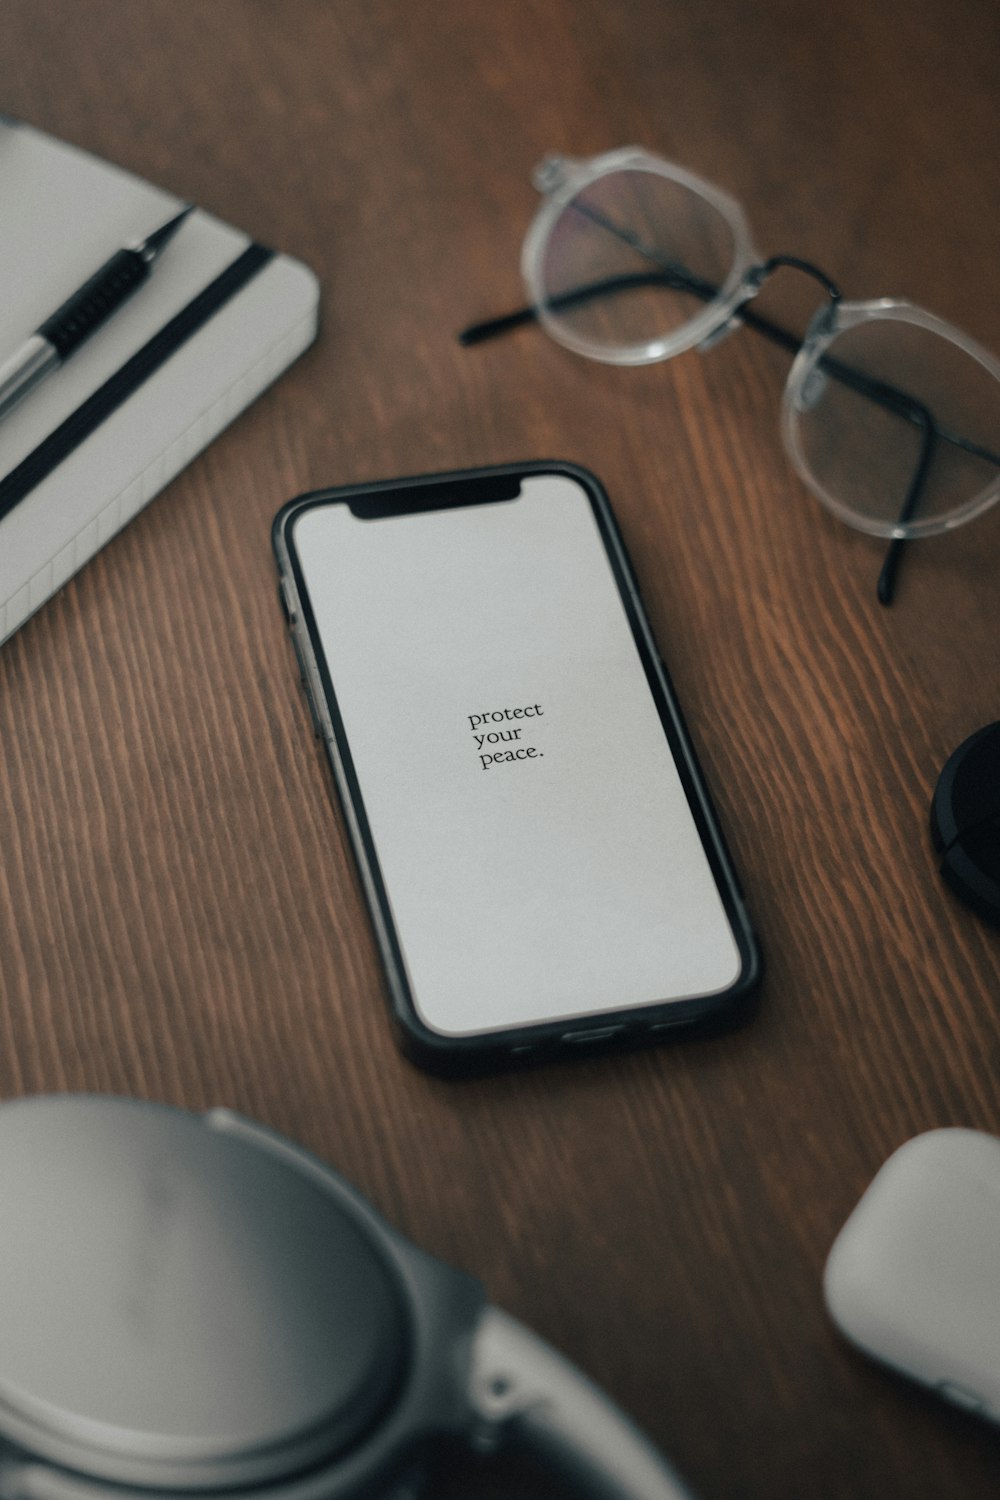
[2,2,999,1496]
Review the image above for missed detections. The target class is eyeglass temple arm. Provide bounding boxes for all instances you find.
[460,277,918,602]
[877,401,938,605]
[459,269,806,358]
[459,270,1000,604]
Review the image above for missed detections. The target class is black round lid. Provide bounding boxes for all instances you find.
[0,1097,408,1489]
[931,720,1000,927]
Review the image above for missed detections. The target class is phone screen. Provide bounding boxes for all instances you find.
[289,471,744,1038]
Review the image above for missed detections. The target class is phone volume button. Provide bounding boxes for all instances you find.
[289,633,323,738]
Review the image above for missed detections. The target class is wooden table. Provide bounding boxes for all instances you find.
[2,2,999,1496]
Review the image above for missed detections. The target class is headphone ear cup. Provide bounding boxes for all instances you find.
[0,1095,697,1500]
[0,1097,411,1490]
[469,1306,698,1499]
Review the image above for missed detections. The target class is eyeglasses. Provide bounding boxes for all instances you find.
[459,148,1000,605]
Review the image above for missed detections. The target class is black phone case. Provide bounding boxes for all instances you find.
[272,461,761,1075]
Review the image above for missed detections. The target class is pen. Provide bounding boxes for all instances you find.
[0,203,194,425]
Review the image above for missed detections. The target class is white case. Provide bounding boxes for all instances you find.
[824,1128,1000,1420]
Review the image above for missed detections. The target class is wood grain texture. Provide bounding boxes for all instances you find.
[1,2,999,1496]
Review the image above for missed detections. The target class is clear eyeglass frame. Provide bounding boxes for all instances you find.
[463,147,1000,603]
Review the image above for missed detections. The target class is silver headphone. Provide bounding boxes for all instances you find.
[0,1096,695,1500]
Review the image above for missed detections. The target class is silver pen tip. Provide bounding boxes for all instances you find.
[137,203,195,262]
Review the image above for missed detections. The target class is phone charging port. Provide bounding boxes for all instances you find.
[563,1025,624,1044]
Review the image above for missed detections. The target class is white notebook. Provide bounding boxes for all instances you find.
[0,119,320,645]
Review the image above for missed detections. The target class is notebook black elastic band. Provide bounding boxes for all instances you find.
[0,241,275,523]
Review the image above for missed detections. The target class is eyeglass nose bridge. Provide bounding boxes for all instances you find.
[698,255,842,354]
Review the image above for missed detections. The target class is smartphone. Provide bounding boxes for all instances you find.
[272,462,759,1072]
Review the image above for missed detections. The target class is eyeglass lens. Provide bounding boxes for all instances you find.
[537,169,738,358]
[788,315,1000,538]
